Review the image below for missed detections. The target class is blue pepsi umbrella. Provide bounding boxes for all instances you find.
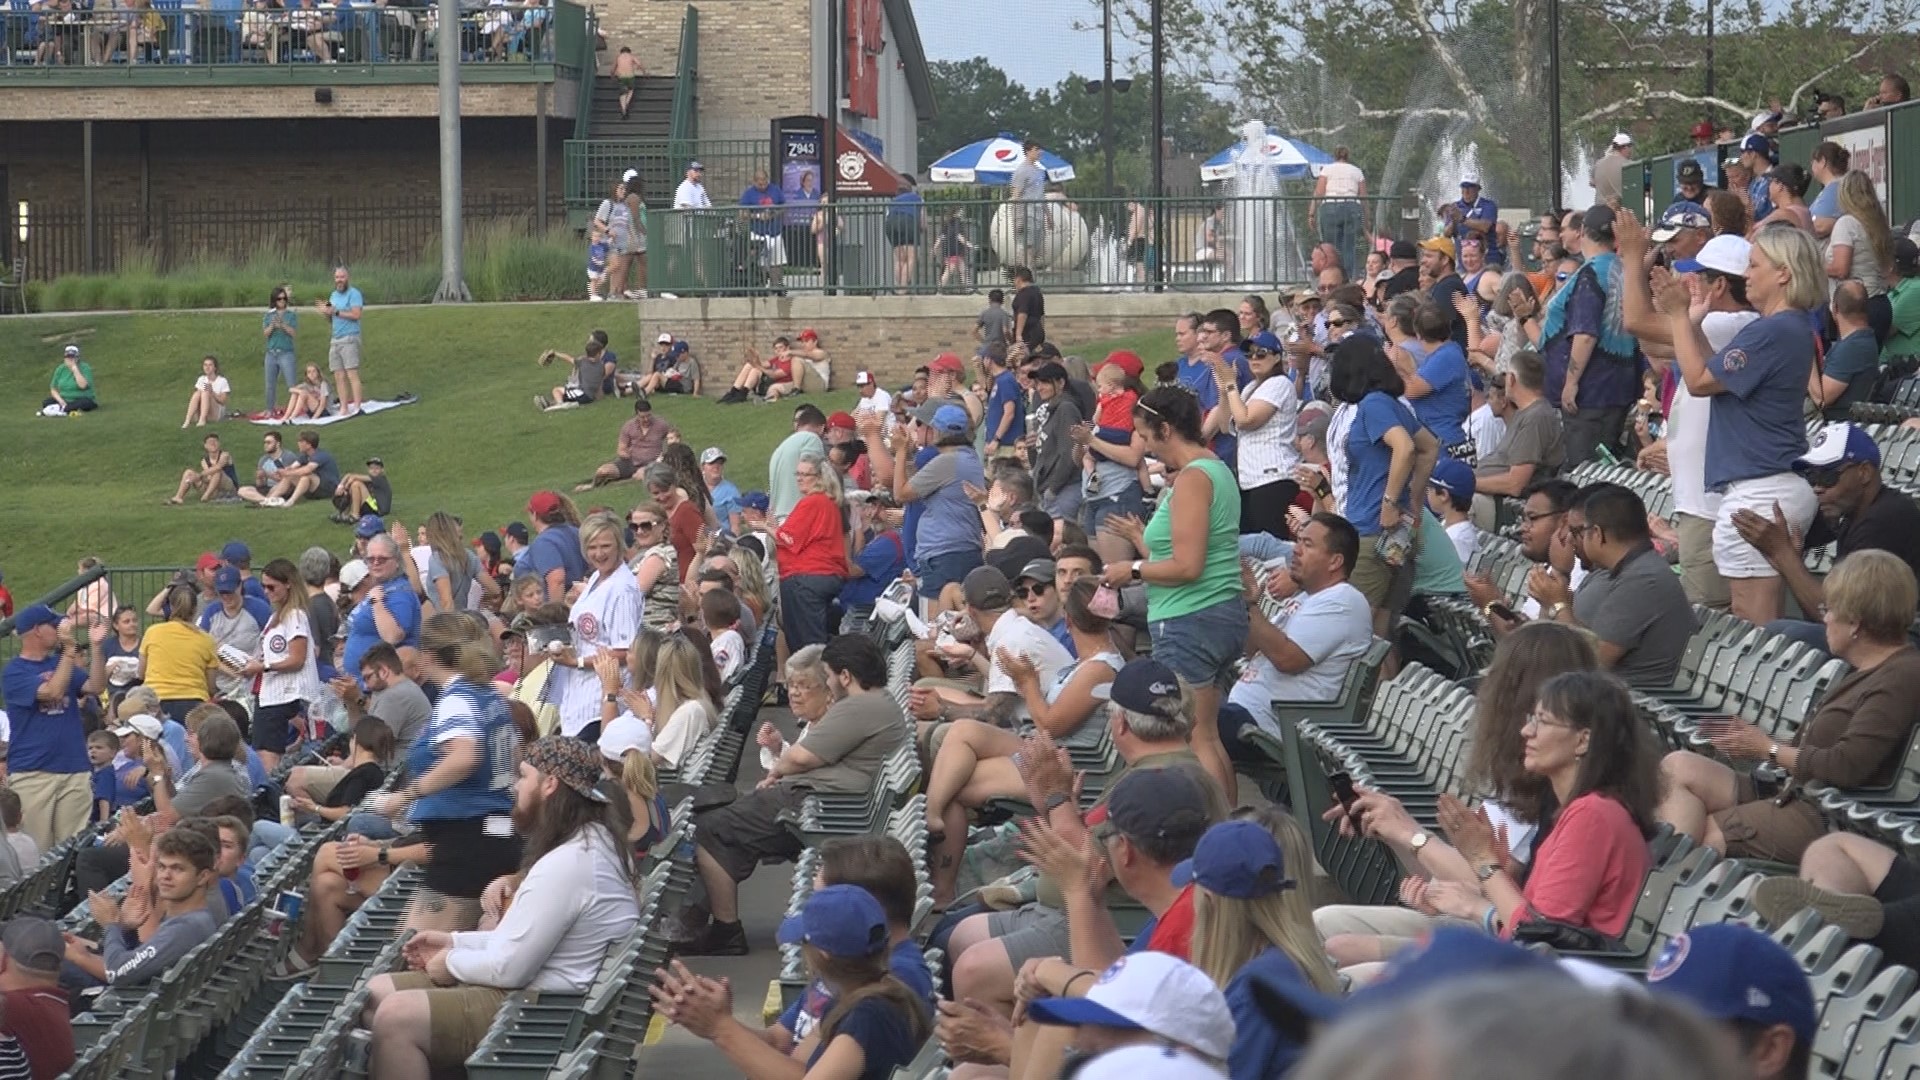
[1201,133,1332,182]
[928,135,1076,185]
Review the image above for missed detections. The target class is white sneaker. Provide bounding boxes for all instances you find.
[261,496,287,508]
[658,292,678,300]
[589,294,607,303]
[623,290,646,300]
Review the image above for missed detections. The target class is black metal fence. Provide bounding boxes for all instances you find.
[21,194,564,280]
[0,566,193,667]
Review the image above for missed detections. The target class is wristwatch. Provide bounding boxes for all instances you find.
[605,693,620,704]
[1408,831,1430,852]
[1043,792,1071,813]
[1768,743,1781,763]
[1129,561,1143,581]
[1476,862,1500,882]
[377,844,390,866]
[1545,601,1568,620]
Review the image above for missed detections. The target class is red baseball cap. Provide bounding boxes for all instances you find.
[1691,121,1715,140]
[929,352,965,374]
[798,328,819,341]
[827,411,857,431]
[195,552,221,572]
[527,491,562,518]
[1100,350,1144,379]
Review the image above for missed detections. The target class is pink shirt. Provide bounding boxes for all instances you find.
[1510,792,1649,940]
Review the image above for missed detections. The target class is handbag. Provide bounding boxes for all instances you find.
[1511,918,1616,952]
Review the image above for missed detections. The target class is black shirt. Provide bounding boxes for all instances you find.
[365,473,393,515]
[1428,274,1471,351]
[1012,284,1046,346]
[1382,266,1420,301]
[1809,484,1920,576]
[322,761,388,809]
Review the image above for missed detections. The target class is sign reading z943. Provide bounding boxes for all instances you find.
[786,137,820,159]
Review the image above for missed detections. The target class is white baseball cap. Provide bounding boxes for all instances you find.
[111,714,165,740]
[339,559,371,591]
[63,345,79,356]
[656,332,673,344]
[622,168,640,183]
[598,713,654,760]
[1673,234,1751,277]
[854,370,874,386]
[700,447,727,465]
[1071,1046,1228,1080]
[1025,952,1235,1059]
[1610,132,1634,147]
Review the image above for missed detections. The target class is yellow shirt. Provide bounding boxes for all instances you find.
[139,620,217,701]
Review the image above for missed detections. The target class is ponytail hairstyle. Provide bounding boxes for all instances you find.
[807,944,932,1050]
[419,610,498,686]
[616,744,658,805]
[167,584,199,624]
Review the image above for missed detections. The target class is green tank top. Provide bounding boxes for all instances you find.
[1142,457,1243,618]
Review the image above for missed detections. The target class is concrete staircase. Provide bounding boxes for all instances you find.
[586,73,676,141]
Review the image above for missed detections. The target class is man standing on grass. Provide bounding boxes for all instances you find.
[321,266,365,416]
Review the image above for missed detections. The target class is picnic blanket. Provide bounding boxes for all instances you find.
[247,394,419,426]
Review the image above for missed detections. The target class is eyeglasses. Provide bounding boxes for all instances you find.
[1523,709,1575,732]
[1519,509,1563,524]
[1013,583,1051,600]
[364,555,394,565]
[1567,523,1594,538]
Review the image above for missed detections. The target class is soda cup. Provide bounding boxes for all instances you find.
[280,794,296,828]
[266,889,305,939]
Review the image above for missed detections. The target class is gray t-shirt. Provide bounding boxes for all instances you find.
[1031,395,1085,497]
[1830,215,1888,295]
[369,678,434,753]
[1476,398,1564,479]
[788,689,906,794]
[570,354,604,402]
[1573,545,1696,688]
[1009,161,1046,204]
[173,758,255,816]
[204,607,262,698]
[978,305,1013,345]
[102,907,219,986]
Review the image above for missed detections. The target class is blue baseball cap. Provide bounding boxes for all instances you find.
[1172,820,1294,900]
[1245,330,1284,353]
[1795,422,1880,473]
[1650,201,1710,241]
[220,540,251,565]
[1647,924,1816,1045]
[739,491,771,513]
[931,405,971,436]
[1428,457,1476,501]
[355,513,385,539]
[1740,132,1772,157]
[1252,927,1554,1024]
[214,567,243,594]
[12,605,60,635]
[777,884,889,959]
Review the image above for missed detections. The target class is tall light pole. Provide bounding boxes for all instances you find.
[1704,0,1716,99]
[1083,0,1132,198]
[1149,0,1163,288]
[433,0,470,302]
[1547,0,1563,210]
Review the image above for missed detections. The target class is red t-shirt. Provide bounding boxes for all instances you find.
[1511,792,1650,940]
[1145,884,1197,960]
[767,354,795,383]
[776,493,849,578]
[1095,389,1138,432]
[5,987,75,1080]
[668,498,703,578]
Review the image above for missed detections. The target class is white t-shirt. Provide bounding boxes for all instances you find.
[1667,311,1759,520]
[1828,215,1888,295]
[1445,520,1479,565]
[1519,563,1590,619]
[1235,376,1301,490]
[1467,404,1506,462]
[1227,581,1373,733]
[984,612,1075,705]
[258,607,321,707]
[194,374,232,396]
[650,699,716,768]
[853,387,893,415]
[710,628,745,682]
[1320,160,1364,199]
[444,824,640,993]
[555,564,643,738]
[673,179,712,210]
[1326,403,1355,507]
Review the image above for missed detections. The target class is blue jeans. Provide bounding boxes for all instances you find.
[1083,482,1146,535]
[248,819,296,861]
[1217,701,1265,763]
[1318,200,1363,277]
[917,549,984,600]
[264,349,297,411]
[780,573,843,649]
[1766,618,1830,655]
[1149,598,1250,691]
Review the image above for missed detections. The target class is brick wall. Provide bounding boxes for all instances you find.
[638,292,1245,392]
[0,82,544,122]
[594,0,812,137]
[2,117,560,209]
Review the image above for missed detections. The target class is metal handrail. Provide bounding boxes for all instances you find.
[665,4,697,163]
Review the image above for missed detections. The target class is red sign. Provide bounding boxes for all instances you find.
[844,0,883,119]
[833,129,903,196]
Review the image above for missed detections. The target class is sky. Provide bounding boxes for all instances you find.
[907,0,1148,90]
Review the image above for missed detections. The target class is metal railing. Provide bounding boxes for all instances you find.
[0,1,572,69]
[565,137,766,216]
[666,4,697,153]
[642,193,1402,296]
[0,565,203,667]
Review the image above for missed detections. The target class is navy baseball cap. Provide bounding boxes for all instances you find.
[739,491,771,513]
[1428,457,1476,501]
[214,567,242,594]
[220,540,251,564]
[1646,924,1816,1045]
[1092,657,1183,720]
[1172,820,1294,900]
[11,605,60,635]
[503,522,530,544]
[777,884,889,959]
[354,513,385,539]
[1102,766,1213,845]
[1740,132,1772,157]
[1795,422,1880,472]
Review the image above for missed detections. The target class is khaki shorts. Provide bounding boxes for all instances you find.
[328,336,363,372]
[295,764,348,802]
[383,972,510,1066]
[1351,545,1395,609]
[1674,512,1730,610]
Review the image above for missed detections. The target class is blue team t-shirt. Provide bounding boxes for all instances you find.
[804,995,922,1080]
[840,531,908,609]
[523,524,589,591]
[1047,617,1076,658]
[1809,182,1840,221]
[92,766,118,818]
[1226,947,1314,1080]
[987,370,1026,444]
[900,446,940,555]
[341,579,422,685]
[1413,340,1472,448]
[911,448,987,562]
[408,677,518,822]
[111,758,150,809]
[1343,392,1420,536]
[1176,353,1249,462]
[2,654,91,774]
[738,185,785,237]
[1705,311,1814,491]
[329,287,365,338]
[709,480,743,533]
[778,939,935,1040]
[1749,176,1776,222]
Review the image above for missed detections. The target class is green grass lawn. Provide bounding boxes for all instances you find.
[0,304,1175,601]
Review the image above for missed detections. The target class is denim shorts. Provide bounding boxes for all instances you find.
[1148,598,1249,690]
[1083,482,1146,535]
[917,548,983,599]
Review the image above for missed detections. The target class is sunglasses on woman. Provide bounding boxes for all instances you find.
[632,519,660,531]
[1327,318,1351,329]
